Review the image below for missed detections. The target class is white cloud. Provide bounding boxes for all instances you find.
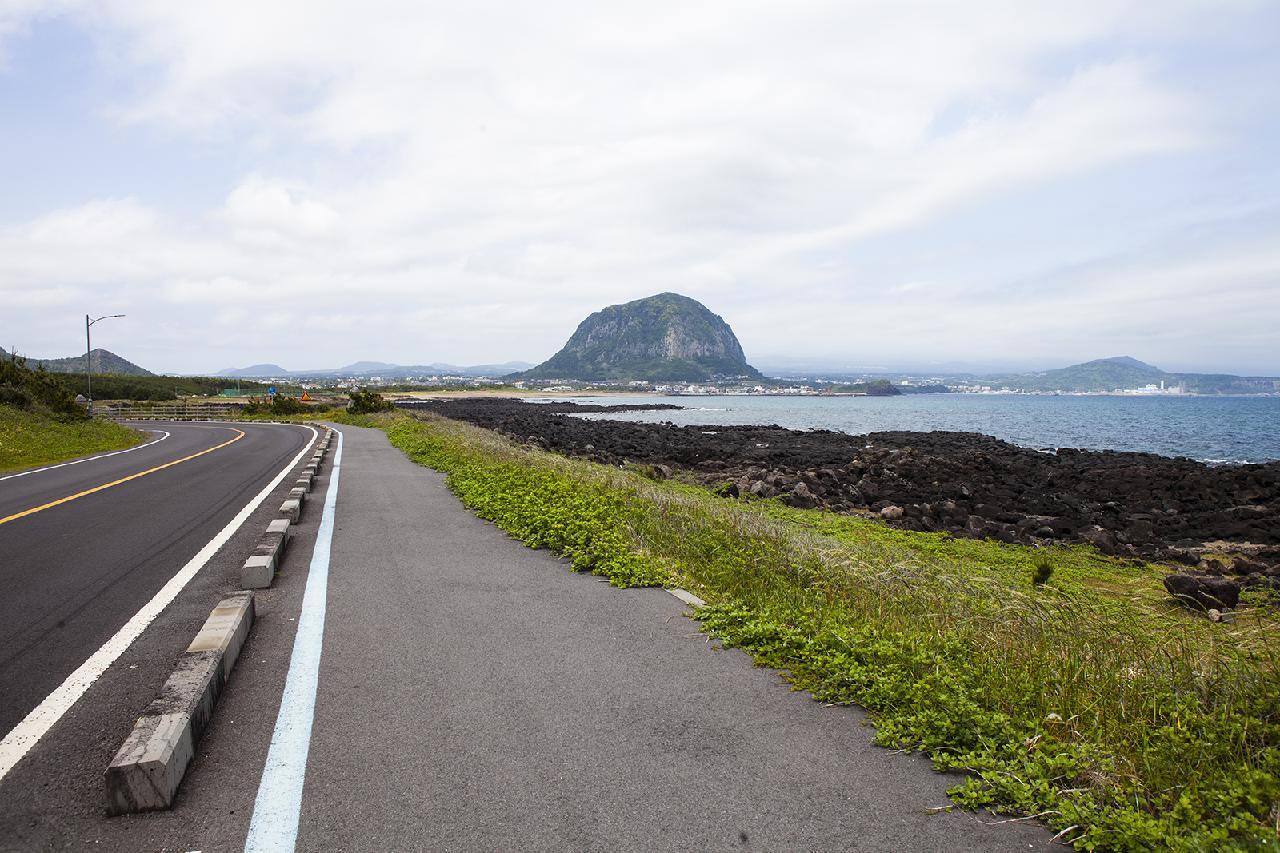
[219,177,341,244]
[0,1,1274,373]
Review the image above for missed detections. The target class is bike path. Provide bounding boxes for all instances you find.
[288,424,1053,851]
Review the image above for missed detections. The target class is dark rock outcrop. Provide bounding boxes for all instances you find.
[401,397,1280,606]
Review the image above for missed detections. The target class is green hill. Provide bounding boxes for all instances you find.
[991,356,1280,394]
[24,348,153,376]
[1001,357,1165,392]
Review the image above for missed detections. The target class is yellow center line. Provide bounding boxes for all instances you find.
[0,428,247,527]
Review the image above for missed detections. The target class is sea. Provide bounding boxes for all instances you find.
[543,394,1280,465]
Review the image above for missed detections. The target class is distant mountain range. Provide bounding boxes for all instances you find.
[6,345,1274,394]
[0,347,154,376]
[760,355,1278,394]
[217,360,534,379]
[987,356,1280,394]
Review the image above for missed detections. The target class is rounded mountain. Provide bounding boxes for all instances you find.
[518,293,761,382]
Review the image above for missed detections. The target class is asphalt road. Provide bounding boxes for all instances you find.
[0,421,312,738]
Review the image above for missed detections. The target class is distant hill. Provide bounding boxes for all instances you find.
[24,348,153,377]
[998,356,1164,392]
[990,356,1279,394]
[219,363,291,378]
[217,361,534,379]
[518,293,761,382]
[335,361,399,374]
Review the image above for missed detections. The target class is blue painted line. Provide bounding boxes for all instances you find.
[244,429,343,853]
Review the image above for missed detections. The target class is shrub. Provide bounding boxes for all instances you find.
[270,395,308,415]
[348,388,394,414]
[0,354,85,420]
[1032,554,1054,585]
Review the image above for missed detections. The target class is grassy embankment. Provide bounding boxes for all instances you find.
[0,405,143,472]
[346,410,1278,851]
[0,356,145,471]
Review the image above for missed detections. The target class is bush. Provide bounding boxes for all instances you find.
[241,394,316,416]
[348,388,394,414]
[270,395,308,415]
[0,355,85,420]
[1032,554,1054,585]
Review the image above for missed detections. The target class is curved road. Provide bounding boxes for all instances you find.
[0,421,313,738]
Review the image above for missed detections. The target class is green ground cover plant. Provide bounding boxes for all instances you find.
[362,411,1278,850]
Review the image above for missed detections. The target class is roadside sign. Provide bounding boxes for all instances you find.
[268,386,277,396]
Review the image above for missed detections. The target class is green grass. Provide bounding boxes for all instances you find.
[355,411,1279,850]
[0,405,145,472]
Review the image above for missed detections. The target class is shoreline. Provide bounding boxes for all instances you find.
[397,397,1280,602]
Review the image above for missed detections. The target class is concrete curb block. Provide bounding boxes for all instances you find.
[668,588,706,608]
[241,519,291,588]
[295,473,314,493]
[105,592,255,814]
[279,497,302,522]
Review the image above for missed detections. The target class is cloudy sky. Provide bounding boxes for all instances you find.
[1,1,1277,376]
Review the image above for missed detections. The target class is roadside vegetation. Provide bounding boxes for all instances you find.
[56,373,284,401]
[0,355,143,471]
[232,387,391,420]
[344,410,1278,851]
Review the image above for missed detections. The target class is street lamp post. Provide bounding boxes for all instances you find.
[85,313,125,416]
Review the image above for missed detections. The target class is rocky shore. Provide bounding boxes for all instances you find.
[401,398,1280,609]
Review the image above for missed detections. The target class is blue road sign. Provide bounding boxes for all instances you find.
[268,386,277,396]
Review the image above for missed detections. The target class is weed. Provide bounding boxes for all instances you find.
[1033,554,1055,585]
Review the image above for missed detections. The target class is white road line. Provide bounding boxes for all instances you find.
[0,429,170,482]
[0,424,318,783]
[244,429,343,853]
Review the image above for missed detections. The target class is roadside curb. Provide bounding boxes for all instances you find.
[667,588,706,608]
[102,424,334,815]
[241,519,291,589]
[104,592,255,814]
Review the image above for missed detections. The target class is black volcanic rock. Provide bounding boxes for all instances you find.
[399,398,1280,602]
[518,293,761,382]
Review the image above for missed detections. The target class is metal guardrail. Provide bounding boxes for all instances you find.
[103,403,247,421]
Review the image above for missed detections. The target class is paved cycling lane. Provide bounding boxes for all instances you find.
[279,423,1054,851]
